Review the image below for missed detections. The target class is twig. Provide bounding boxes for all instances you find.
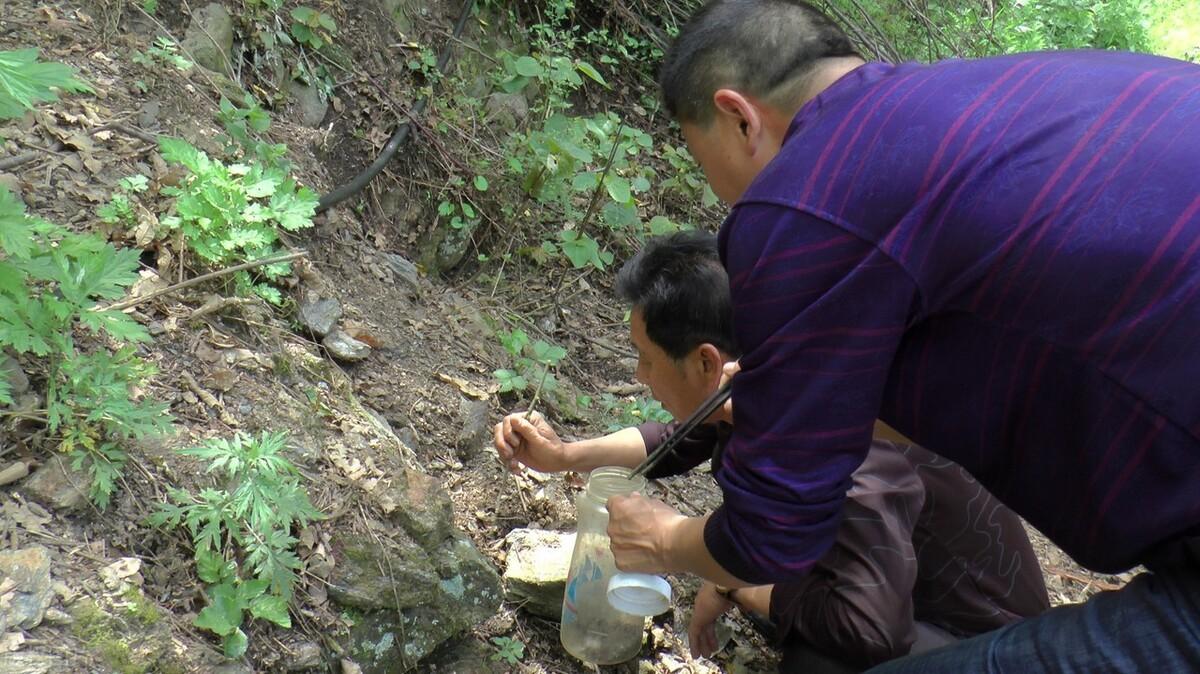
[523,365,553,420]
[95,250,307,313]
[0,151,43,172]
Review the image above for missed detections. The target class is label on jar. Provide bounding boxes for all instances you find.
[562,555,603,624]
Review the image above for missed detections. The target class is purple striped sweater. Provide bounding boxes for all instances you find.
[709,50,1200,584]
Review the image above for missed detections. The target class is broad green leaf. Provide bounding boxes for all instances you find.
[474,175,488,192]
[0,187,33,259]
[575,61,609,88]
[223,629,249,658]
[0,49,91,119]
[513,56,544,77]
[79,310,151,343]
[0,373,11,406]
[158,136,205,172]
[249,594,292,627]
[559,232,602,269]
[604,176,631,204]
[648,215,679,236]
[238,578,271,603]
[291,6,316,23]
[243,177,279,198]
[194,583,243,637]
[196,548,232,584]
[570,172,598,192]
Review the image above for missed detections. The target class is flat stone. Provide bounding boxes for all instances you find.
[286,639,324,670]
[287,79,328,128]
[484,92,528,130]
[374,468,454,549]
[343,535,502,673]
[181,3,234,75]
[327,536,440,611]
[18,457,88,512]
[0,652,66,674]
[383,254,420,296]
[0,546,53,632]
[502,528,574,619]
[298,296,343,337]
[0,357,29,398]
[454,397,490,456]
[323,329,371,362]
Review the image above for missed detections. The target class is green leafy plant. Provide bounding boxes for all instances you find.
[0,187,171,507]
[599,393,673,433]
[290,6,337,50]
[490,636,525,664]
[149,431,324,658]
[493,328,567,401]
[0,48,90,119]
[132,37,194,72]
[97,174,150,227]
[156,137,317,303]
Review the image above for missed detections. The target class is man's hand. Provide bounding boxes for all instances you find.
[607,493,688,573]
[493,411,571,474]
[688,581,734,659]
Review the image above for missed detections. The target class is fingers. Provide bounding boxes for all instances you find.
[494,414,529,474]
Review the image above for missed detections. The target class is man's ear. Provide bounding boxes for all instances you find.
[696,344,725,384]
[712,89,764,154]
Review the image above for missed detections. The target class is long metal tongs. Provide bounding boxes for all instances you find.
[630,382,732,478]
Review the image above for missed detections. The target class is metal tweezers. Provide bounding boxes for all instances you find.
[630,381,732,478]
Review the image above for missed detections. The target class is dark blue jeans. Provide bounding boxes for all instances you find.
[867,562,1200,673]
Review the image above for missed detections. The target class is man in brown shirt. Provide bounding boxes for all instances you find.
[494,232,1049,671]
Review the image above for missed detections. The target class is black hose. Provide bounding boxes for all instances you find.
[317,0,477,212]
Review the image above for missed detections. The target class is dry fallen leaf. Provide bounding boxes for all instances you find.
[436,372,490,400]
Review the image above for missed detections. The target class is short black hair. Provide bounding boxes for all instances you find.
[615,230,739,359]
[659,0,858,124]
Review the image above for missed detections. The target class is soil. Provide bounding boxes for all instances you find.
[0,2,1135,673]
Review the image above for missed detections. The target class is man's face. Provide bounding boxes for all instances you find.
[628,308,716,420]
[681,120,749,204]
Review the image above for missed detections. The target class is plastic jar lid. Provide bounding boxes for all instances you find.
[606,573,672,616]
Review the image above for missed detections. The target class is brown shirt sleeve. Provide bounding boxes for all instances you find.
[635,421,720,480]
[769,441,925,667]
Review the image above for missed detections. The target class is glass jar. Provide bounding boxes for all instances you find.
[560,466,649,664]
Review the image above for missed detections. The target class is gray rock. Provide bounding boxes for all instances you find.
[484,92,528,130]
[0,546,53,632]
[287,79,329,128]
[298,297,343,337]
[502,529,574,619]
[0,357,29,398]
[0,652,66,674]
[19,457,89,512]
[137,100,161,129]
[454,397,490,456]
[341,534,502,673]
[286,640,324,670]
[383,254,421,296]
[374,468,454,549]
[323,329,371,362]
[434,224,473,274]
[181,3,234,75]
[327,534,440,611]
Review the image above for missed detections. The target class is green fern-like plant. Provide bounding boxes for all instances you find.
[0,187,171,507]
[0,48,90,120]
[150,431,324,658]
[157,137,317,304]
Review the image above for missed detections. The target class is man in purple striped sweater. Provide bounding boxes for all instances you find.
[603,0,1200,670]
